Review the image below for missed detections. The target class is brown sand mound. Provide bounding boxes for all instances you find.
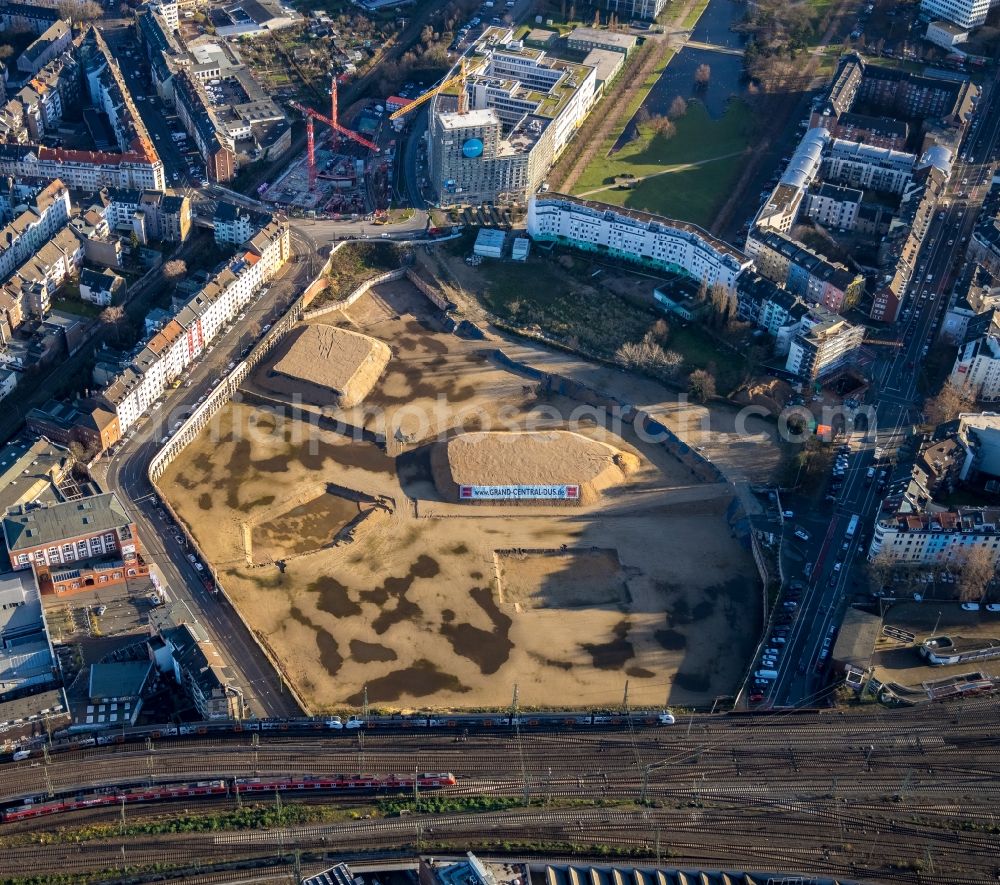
[269,325,390,407]
[431,430,639,504]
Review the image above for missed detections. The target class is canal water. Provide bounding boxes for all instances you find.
[613,0,749,149]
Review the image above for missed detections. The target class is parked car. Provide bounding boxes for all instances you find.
[962,602,981,611]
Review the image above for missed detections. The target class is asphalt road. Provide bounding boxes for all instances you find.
[103,26,206,190]
[95,233,321,719]
[763,67,1000,709]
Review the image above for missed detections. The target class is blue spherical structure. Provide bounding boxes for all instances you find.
[462,138,484,158]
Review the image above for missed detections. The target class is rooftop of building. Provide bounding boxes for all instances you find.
[0,686,67,729]
[801,307,860,342]
[751,228,861,290]
[20,19,69,65]
[832,607,881,668]
[3,492,132,552]
[88,660,151,701]
[0,568,43,644]
[836,110,908,137]
[567,26,636,49]
[423,852,528,885]
[826,137,916,167]
[581,48,623,83]
[881,506,1000,533]
[814,181,863,202]
[0,438,73,522]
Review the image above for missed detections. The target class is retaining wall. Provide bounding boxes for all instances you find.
[302,267,407,319]
[146,242,352,717]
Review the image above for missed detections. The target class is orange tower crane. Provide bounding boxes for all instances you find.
[291,80,379,186]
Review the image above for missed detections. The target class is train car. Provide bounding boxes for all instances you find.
[43,708,684,755]
[1,772,452,824]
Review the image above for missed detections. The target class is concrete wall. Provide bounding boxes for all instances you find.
[302,267,406,320]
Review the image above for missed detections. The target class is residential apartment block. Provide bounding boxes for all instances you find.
[96,187,192,244]
[100,220,290,433]
[149,601,245,720]
[136,8,289,183]
[870,508,1000,566]
[951,332,1000,401]
[803,182,862,230]
[811,53,977,132]
[527,193,752,293]
[16,18,70,76]
[0,28,165,191]
[921,0,1000,29]
[822,138,915,196]
[784,306,865,379]
[214,202,255,246]
[2,492,148,595]
[745,228,865,313]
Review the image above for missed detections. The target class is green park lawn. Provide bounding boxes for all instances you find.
[571,98,755,229]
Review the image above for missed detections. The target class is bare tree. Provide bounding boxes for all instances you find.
[58,0,104,22]
[694,63,711,87]
[668,95,688,119]
[162,259,188,282]
[100,305,126,346]
[867,548,896,591]
[956,546,995,603]
[924,380,975,427]
[688,368,717,401]
[648,115,676,138]
[616,331,683,379]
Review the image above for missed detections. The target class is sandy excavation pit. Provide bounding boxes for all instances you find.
[248,490,363,563]
[496,548,630,610]
[262,324,390,408]
[160,279,761,711]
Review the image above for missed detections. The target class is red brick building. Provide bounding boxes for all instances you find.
[2,493,148,595]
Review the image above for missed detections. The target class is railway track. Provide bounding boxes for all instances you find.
[2,703,1000,883]
[0,798,996,884]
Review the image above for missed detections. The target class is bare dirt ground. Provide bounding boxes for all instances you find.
[159,280,761,712]
[414,252,785,488]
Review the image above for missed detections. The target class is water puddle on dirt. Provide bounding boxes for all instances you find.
[439,586,513,675]
[349,639,398,663]
[308,575,362,618]
[345,659,470,704]
[359,555,439,634]
[581,619,635,670]
[290,605,343,676]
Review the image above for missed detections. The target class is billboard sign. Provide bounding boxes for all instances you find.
[462,137,484,158]
[459,485,580,500]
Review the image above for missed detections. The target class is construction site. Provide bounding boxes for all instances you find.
[158,276,761,712]
[261,80,385,217]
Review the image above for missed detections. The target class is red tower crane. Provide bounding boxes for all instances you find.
[291,80,379,186]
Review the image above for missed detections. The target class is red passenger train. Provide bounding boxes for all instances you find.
[1,772,457,823]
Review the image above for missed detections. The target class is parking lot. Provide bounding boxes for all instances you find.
[103,27,207,189]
